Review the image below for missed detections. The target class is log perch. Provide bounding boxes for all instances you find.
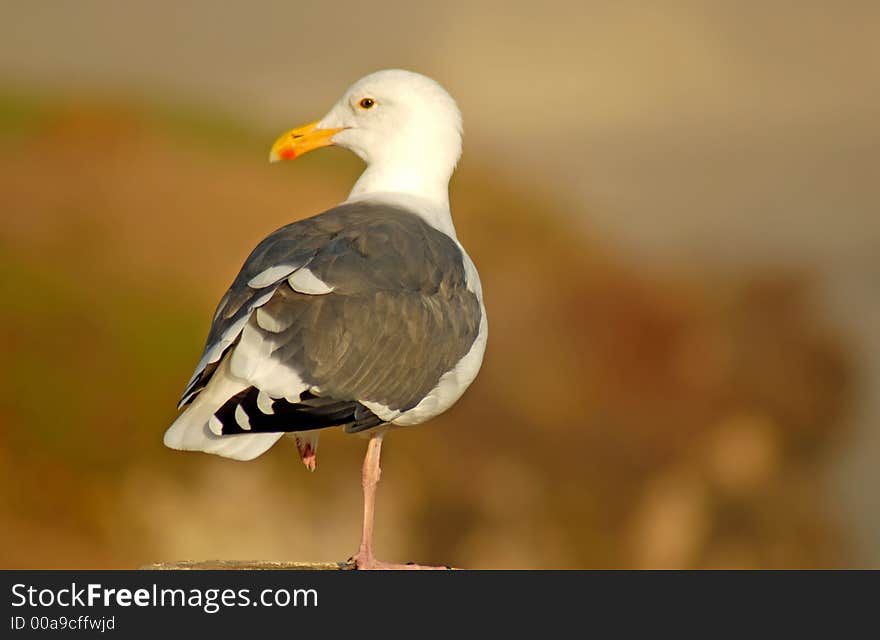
[141,560,355,570]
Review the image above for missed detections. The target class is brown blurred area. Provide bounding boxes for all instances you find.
[0,2,877,568]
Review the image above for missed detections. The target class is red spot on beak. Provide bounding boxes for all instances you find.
[279,148,298,161]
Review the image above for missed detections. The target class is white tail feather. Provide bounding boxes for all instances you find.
[164,354,283,461]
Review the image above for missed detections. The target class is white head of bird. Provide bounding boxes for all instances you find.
[270,69,463,219]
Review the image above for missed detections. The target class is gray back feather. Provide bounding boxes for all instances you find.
[180,202,481,419]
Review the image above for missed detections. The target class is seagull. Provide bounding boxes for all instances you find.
[163,70,487,570]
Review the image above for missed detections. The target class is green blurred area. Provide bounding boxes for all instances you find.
[0,94,857,568]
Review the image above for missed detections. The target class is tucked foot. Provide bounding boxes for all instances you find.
[294,434,317,471]
[351,550,452,570]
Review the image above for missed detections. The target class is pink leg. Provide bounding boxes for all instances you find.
[351,433,451,570]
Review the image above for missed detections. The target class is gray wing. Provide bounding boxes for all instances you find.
[178,201,482,434]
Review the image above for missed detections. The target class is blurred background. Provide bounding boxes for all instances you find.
[1,1,877,568]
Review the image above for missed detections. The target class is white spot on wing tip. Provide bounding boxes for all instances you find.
[289,268,334,295]
[208,415,224,436]
[235,405,252,431]
[257,390,275,414]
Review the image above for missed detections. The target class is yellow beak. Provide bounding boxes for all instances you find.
[269,121,345,163]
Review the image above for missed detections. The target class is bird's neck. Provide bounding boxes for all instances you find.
[346,162,457,237]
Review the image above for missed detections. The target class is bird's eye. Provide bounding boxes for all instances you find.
[359,97,376,109]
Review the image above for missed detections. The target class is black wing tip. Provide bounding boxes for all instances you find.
[213,386,384,435]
